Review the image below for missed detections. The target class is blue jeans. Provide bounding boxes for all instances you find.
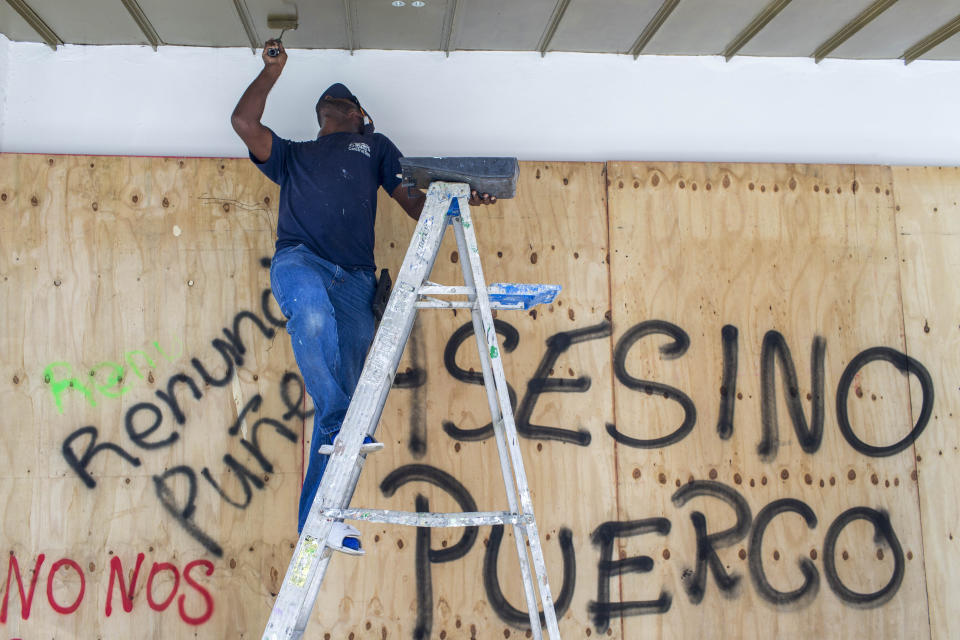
[270,244,377,533]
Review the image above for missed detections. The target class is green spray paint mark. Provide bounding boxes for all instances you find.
[124,350,156,379]
[153,336,183,362]
[44,335,183,415]
[90,361,131,399]
[489,345,499,359]
[44,362,96,414]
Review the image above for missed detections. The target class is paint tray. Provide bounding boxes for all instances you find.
[399,157,520,199]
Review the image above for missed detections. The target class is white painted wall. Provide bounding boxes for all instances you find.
[0,36,9,152]
[0,34,958,165]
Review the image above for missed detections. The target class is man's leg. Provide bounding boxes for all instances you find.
[269,246,355,532]
[327,267,378,396]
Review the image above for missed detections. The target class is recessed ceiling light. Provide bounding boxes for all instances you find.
[392,1,405,6]
[412,1,426,6]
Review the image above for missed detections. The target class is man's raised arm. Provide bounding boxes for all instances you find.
[231,39,286,163]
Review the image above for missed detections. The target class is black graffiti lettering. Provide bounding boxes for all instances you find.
[442,320,519,441]
[587,518,672,634]
[218,311,276,368]
[260,288,287,329]
[483,525,575,629]
[201,454,265,509]
[515,322,611,446]
[757,332,826,461]
[672,480,752,604]
[153,466,223,557]
[227,395,263,436]
[280,371,314,420]
[239,417,297,474]
[823,507,904,607]
[125,401,178,449]
[380,464,478,562]
[609,320,696,448]
[380,464,478,638]
[716,325,738,440]
[748,499,819,608]
[393,368,427,389]
[62,426,141,489]
[191,339,239,387]
[413,494,433,640]
[154,373,203,425]
[836,347,934,457]
[403,322,428,458]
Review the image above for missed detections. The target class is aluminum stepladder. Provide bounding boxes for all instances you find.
[263,158,562,640]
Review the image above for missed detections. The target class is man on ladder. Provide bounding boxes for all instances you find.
[230,38,496,546]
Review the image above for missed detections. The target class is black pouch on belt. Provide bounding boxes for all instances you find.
[372,268,392,321]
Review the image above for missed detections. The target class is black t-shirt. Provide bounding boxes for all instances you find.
[251,128,403,270]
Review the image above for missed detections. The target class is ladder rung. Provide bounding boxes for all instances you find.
[415,299,524,310]
[417,283,560,311]
[321,508,533,527]
[317,441,384,456]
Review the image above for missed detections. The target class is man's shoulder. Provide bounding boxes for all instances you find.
[368,132,401,157]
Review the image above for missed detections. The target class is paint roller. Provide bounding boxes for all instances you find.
[265,4,298,57]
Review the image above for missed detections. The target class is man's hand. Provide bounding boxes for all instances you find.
[469,190,497,206]
[262,39,287,73]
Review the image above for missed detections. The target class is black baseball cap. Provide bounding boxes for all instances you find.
[317,83,374,133]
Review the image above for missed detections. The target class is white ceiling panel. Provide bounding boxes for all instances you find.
[920,28,960,60]
[26,0,149,45]
[247,0,348,51]
[830,0,960,59]
[548,0,663,54]
[455,0,558,51]
[739,0,877,57]
[1,0,960,61]
[353,0,449,50]
[0,2,46,43]
[643,0,774,55]
[136,0,249,46]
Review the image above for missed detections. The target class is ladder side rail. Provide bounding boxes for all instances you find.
[450,208,544,640]
[456,199,563,639]
[293,182,462,633]
[263,182,466,640]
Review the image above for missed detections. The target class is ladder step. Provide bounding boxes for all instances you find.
[487,283,561,310]
[317,442,384,456]
[416,283,560,311]
[321,508,534,527]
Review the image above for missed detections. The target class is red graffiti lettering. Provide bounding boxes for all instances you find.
[46,558,85,615]
[178,559,215,625]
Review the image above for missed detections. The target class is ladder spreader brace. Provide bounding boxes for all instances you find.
[263,157,563,640]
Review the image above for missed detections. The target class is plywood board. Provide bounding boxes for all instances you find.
[606,162,929,639]
[891,165,960,640]
[0,153,299,637]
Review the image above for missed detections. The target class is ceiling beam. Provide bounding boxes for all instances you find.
[440,0,460,57]
[812,0,899,63]
[629,0,681,59]
[536,0,572,57]
[4,0,62,50]
[121,0,161,50]
[343,0,356,54]
[722,0,793,61]
[902,13,960,64]
[232,0,260,54]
